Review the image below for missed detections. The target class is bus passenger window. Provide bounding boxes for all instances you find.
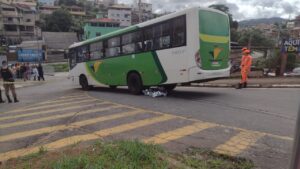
[90,41,103,60]
[106,37,121,57]
[173,16,186,47]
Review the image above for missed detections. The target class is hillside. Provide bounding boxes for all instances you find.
[239,17,286,27]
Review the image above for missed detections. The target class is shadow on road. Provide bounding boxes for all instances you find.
[76,87,221,100]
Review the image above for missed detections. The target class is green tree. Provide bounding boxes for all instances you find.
[43,9,73,32]
[238,29,275,47]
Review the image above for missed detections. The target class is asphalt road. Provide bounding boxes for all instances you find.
[0,76,299,169]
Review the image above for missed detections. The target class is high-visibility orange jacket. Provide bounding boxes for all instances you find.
[241,54,252,72]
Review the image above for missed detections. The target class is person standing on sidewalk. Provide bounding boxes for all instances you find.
[237,48,253,89]
[0,61,19,103]
[38,63,45,81]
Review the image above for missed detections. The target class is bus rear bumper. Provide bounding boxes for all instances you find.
[189,66,231,82]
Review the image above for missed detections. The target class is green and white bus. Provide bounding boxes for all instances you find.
[68,7,231,94]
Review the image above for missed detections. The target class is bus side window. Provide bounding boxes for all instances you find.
[144,27,153,51]
[173,16,186,47]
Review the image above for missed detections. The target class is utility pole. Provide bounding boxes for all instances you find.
[138,0,142,23]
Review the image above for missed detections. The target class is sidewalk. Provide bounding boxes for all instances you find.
[0,72,68,90]
[191,77,300,88]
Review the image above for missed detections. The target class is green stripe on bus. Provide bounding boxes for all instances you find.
[85,51,167,86]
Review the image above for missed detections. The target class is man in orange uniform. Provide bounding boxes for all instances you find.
[237,48,252,89]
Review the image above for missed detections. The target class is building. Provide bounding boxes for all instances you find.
[289,15,300,38]
[108,4,131,27]
[0,3,41,44]
[255,23,278,38]
[95,0,116,8]
[38,0,55,6]
[84,17,120,40]
[132,1,153,24]
[0,0,37,9]
[39,5,86,19]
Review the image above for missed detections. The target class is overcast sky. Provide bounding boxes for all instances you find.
[118,0,300,21]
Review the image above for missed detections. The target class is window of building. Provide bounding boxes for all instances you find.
[7,17,13,21]
[26,19,31,22]
[91,23,97,27]
[116,14,120,17]
[90,41,103,60]
[105,37,121,57]
[124,14,130,18]
[122,31,143,54]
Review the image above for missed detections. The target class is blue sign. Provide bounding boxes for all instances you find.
[283,39,300,53]
[17,49,44,62]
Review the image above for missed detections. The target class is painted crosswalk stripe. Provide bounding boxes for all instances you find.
[214,130,265,156]
[0,105,121,129]
[0,109,143,142]
[0,102,107,122]
[2,99,98,115]
[143,122,216,144]
[0,114,175,161]
[34,97,91,106]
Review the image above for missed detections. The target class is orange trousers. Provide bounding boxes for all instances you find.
[240,69,248,83]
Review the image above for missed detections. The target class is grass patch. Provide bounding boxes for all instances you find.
[174,148,254,169]
[49,63,69,72]
[0,141,254,169]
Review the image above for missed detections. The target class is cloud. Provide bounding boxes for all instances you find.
[117,0,300,20]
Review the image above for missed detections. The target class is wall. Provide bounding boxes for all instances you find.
[84,24,120,40]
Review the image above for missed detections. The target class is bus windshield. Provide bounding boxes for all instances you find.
[199,10,229,36]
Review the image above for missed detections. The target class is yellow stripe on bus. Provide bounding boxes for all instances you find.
[199,34,229,43]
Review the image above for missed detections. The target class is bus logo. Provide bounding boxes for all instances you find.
[210,47,223,61]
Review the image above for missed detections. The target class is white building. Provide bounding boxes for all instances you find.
[95,0,117,8]
[108,5,132,27]
[132,1,153,24]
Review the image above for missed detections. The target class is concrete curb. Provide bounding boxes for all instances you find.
[190,83,300,88]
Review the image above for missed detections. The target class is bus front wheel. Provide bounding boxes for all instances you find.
[79,75,90,91]
[127,72,143,95]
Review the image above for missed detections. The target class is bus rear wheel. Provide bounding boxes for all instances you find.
[127,72,143,95]
[79,75,90,91]
[162,84,177,93]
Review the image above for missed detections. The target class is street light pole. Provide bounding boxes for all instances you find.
[138,0,142,23]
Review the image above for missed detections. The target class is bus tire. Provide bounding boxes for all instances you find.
[79,75,90,91]
[127,72,143,95]
[163,84,177,93]
[109,85,117,89]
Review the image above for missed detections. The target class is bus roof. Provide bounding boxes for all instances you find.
[69,7,227,49]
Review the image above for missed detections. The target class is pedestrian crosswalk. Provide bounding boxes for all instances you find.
[0,92,293,162]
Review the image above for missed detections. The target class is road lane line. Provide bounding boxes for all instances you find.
[59,94,87,99]
[0,114,174,161]
[104,99,295,142]
[143,122,216,144]
[34,97,91,106]
[214,131,265,156]
[0,102,107,122]
[0,109,143,142]
[0,105,121,129]
[2,99,98,114]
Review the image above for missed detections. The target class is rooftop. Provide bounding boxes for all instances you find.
[89,18,119,23]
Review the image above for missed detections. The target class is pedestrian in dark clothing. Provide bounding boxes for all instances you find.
[38,63,45,81]
[0,61,19,103]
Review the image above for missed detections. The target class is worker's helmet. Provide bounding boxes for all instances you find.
[242,47,248,51]
[244,49,251,54]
